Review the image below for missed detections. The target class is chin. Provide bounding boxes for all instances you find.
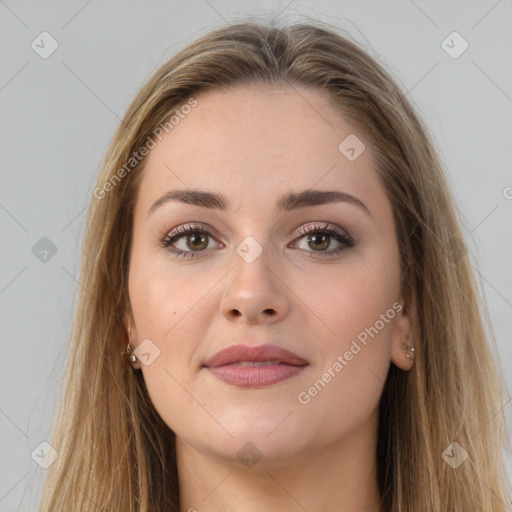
[207,433,310,471]
[213,412,312,461]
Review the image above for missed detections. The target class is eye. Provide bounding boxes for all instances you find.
[290,223,354,258]
[159,224,222,259]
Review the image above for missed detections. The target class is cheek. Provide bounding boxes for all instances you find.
[127,251,218,422]
[301,249,400,416]
[128,245,211,343]
[128,256,214,434]
[294,277,398,441]
[310,252,400,350]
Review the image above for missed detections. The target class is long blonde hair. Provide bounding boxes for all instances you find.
[38,18,511,511]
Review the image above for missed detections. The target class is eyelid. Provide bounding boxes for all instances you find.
[293,222,354,243]
[163,222,223,242]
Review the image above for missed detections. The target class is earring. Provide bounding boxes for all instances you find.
[403,343,415,361]
[126,343,138,363]
[121,327,138,364]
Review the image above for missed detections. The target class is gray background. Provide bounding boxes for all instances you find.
[1,0,511,509]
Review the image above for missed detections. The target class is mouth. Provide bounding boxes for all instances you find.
[203,343,308,388]
[222,360,284,367]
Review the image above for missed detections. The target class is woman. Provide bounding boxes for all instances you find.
[38,18,511,511]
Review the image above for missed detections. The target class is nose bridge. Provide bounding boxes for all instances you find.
[220,232,290,323]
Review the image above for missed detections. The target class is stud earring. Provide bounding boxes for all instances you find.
[403,343,415,360]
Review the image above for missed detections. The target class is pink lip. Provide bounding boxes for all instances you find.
[203,343,308,388]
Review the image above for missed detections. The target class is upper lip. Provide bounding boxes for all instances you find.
[203,343,308,368]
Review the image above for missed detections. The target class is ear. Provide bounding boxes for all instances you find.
[122,312,142,370]
[390,295,415,371]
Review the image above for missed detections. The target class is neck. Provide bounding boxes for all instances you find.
[176,413,384,512]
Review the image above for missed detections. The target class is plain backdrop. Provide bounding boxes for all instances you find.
[1,0,511,510]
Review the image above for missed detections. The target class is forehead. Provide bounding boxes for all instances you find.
[135,85,382,214]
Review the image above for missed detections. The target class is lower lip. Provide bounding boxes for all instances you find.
[206,364,306,387]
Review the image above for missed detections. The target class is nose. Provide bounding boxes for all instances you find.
[220,243,290,325]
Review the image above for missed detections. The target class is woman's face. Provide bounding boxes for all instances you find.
[125,85,412,466]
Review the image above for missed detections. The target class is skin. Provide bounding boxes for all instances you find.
[124,85,414,512]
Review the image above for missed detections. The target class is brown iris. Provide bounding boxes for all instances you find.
[186,233,208,251]
[308,233,330,251]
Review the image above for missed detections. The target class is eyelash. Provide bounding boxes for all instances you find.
[159,222,355,260]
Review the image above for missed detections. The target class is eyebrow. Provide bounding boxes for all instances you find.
[147,188,371,217]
